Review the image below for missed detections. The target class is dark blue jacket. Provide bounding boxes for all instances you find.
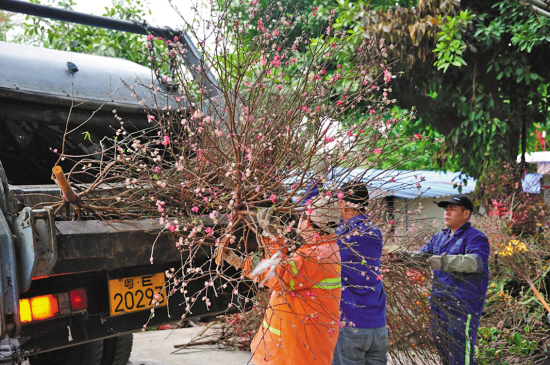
[336,215,386,329]
[420,222,490,314]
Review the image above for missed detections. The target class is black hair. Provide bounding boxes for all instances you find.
[339,180,369,211]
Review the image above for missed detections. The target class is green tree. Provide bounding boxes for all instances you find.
[326,0,550,177]
[0,10,17,41]
[12,0,158,67]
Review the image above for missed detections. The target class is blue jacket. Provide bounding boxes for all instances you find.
[420,222,490,314]
[336,215,386,329]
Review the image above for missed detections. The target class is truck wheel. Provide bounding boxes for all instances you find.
[101,334,133,365]
[29,340,103,365]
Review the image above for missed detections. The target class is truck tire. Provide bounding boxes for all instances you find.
[101,334,133,365]
[29,340,103,365]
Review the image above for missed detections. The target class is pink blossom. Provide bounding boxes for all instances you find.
[337,192,344,199]
[269,194,276,204]
[191,206,199,213]
[336,100,342,106]
[169,225,175,233]
[306,208,313,215]
[414,134,422,140]
[53,149,58,153]
[383,69,393,83]
[161,135,170,146]
[373,148,382,154]
[306,200,313,207]
[147,115,155,122]
[326,191,332,198]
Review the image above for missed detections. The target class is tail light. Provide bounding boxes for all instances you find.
[70,289,88,311]
[19,289,87,324]
[19,299,32,323]
[30,295,59,321]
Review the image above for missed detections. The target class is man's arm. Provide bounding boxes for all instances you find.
[419,239,434,255]
[427,234,490,273]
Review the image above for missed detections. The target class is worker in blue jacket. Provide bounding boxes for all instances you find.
[418,194,490,365]
[332,181,388,365]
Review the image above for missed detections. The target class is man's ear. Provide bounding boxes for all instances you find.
[464,209,471,219]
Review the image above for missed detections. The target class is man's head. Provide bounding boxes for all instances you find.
[436,194,473,232]
[337,181,369,221]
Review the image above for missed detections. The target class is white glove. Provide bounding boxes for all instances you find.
[250,251,282,287]
[257,207,276,237]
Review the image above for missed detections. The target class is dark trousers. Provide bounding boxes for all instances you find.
[332,326,388,365]
[430,302,480,365]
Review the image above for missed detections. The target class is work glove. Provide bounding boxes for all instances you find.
[257,207,276,237]
[313,158,330,178]
[223,250,243,270]
[427,253,483,273]
[394,250,430,263]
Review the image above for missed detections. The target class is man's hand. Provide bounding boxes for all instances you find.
[257,207,276,237]
[427,255,444,270]
[223,250,243,270]
[393,250,430,264]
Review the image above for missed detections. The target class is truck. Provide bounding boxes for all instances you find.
[0,1,244,363]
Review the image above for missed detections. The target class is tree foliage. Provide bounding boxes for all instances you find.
[312,0,550,178]
[11,0,156,67]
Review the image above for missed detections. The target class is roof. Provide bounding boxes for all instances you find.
[0,41,176,113]
[331,168,476,199]
[516,151,550,163]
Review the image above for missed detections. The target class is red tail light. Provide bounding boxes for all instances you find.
[19,289,88,323]
[70,288,88,311]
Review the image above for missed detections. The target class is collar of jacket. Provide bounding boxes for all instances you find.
[337,214,368,234]
[441,221,472,237]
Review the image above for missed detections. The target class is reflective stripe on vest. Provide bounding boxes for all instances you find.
[313,277,341,290]
[289,261,298,291]
[465,314,472,365]
[263,320,281,336]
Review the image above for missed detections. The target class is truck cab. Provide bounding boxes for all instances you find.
[0,41,243,364]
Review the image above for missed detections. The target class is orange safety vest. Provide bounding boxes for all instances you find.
[243,235,341,365]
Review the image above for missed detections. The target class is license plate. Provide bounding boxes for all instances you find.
[108,273,167,316]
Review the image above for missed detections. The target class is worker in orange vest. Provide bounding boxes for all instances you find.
[223,208,341,364]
